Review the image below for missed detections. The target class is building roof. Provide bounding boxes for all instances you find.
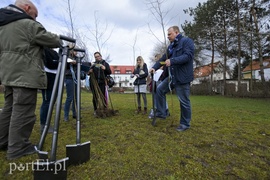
[194,61,222,78]
[110,65,135,74]
[242,58,270,72]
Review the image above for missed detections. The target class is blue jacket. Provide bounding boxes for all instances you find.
[153,34,194,86]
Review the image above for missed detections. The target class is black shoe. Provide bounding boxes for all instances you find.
[7,145,37,160]
[176,125,189,132]
[166,109,170,117]
[0,144,8,151]
[73,116,82,119]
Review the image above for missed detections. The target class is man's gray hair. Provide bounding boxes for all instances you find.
[15,0,35,7]
[168,26,180,33]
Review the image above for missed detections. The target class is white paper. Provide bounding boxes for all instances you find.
[153,69,163,81]
[139,70,145,75]
[130,76,137,83]
[44,66,57,74]
[67,58,76,63]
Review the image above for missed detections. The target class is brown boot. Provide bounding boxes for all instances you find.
[136,107,142,114]
[143,107,147,115]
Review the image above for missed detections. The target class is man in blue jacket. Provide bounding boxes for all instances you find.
[149,26,194,132]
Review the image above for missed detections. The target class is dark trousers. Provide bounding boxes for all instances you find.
[64,78,77,119]
[136,93,147,108]
[0,86,37,157]
[40,72,56,125]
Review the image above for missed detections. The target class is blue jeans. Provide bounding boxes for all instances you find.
[155,77,191,127]
[40,89,53,125]
[155,80,168,110]
[64,78,76,119]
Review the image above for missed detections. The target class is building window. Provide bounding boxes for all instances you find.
[126,70,132,74]
[263,62,269,67]
[114,70,120,74]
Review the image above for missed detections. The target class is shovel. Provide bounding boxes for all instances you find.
[66,48,90,166]
[151,73,157,126]
[34,35,76,180]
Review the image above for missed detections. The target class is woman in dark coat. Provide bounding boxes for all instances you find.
[131,56,149,114]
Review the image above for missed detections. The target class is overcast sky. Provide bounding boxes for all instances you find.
[0,0,207,67]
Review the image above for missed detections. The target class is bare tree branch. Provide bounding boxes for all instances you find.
[145,0,176,61]
[84,11,114,62]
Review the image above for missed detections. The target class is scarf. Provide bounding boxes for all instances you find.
[0,4,33,26]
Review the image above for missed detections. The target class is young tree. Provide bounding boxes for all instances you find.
[85,11,114,62]
[63,0,90,61]
[145,0,175,57]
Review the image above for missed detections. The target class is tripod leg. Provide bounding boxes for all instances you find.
[151,74,157,126]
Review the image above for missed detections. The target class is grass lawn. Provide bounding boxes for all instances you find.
[0,90,270,179]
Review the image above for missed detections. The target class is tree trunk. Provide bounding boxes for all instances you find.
[210,31,215,95]
[236,0,242,95]
[251,2,265,83]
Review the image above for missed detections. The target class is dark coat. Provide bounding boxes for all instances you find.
[90,60,111,84]
[44,47,59,70]
[133,63,148,85]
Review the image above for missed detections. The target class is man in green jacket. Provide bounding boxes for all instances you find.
[0,0,62,160]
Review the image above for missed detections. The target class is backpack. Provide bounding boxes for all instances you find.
[44,47,59,69]
[106,75,115,88]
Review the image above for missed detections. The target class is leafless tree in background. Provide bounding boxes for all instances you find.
[85,11,114,62]
[145,0,176,63]
[64,0,90,61]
